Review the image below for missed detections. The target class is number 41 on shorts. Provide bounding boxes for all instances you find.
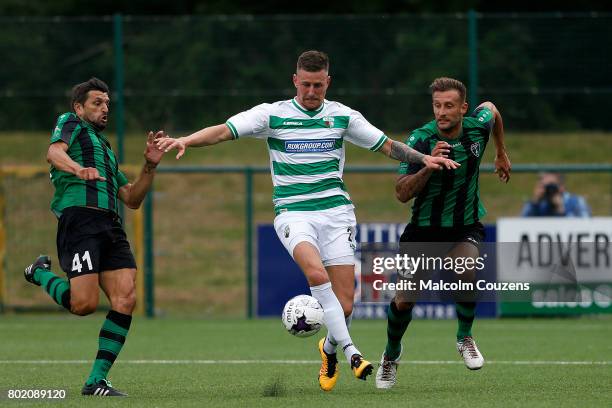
[72,251,93,273]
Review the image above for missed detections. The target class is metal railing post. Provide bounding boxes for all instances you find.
[0,175,5,313]
[245,168,254,319]
[144,186,155,317]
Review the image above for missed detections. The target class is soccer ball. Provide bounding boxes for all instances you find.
[282,295,324,338]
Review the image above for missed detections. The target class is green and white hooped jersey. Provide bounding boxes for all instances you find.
[226,98,388,215]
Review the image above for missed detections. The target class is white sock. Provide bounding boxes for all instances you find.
[324,313,353,355]
[310,283,359,363]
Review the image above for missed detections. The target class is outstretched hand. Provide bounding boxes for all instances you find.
[423,155,460,171]
[156,136,186,160]
[144,131,167,165]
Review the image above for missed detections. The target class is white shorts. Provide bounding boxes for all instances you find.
[274,206,357,266]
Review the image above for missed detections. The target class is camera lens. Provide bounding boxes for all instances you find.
[544,183,559,197]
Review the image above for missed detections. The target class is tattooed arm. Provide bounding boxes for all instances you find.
[379,138,459,169]
[378,138,425,163]
[395,171,433,203]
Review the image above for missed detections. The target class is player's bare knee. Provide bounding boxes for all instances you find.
[71,299,97,316]
[304,266,329,287]
[304,259,326,274]
[110,299,133,314]
[124,291,137,312]
[111,291,136,314]
[308,274,329,287]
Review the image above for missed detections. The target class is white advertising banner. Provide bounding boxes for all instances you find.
[496,217,612,315]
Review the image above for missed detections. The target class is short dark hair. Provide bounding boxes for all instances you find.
[296,50,329,73]
[71,77,109,111]
[429,77,466,102]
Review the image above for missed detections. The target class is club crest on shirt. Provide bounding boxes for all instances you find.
[323,116,335,128]
[470,142,480,157]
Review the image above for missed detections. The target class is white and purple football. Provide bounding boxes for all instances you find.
[282,295,324,338]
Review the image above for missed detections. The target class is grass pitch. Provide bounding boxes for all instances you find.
[1,316,611,407]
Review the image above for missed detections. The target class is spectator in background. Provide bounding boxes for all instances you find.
[521,172,591,217]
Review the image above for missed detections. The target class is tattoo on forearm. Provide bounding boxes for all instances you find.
[144,162,157,174]
[390,140,425,164]
[397,167,432,201]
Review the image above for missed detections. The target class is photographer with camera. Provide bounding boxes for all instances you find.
[521,172,591,217]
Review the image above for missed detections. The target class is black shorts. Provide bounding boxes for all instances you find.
[398,222,485,260]
[400,222,485,246]
[57,207,137,279]
[396,222,486,303]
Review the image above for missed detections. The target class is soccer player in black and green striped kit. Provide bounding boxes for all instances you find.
[375,77,511,389]
[23,78,166,396]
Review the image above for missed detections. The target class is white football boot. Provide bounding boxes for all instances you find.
[375,346,402,389]
[456,336,484,370]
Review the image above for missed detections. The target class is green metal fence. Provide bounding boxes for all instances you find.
[0,163,610,316]
[144,163,612,318]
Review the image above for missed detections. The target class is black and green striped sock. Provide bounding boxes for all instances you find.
[456,302,476,341]
[34,268,71,311]
[384,301,413,360]
[86,310,132,386]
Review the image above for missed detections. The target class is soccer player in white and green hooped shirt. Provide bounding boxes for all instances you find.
[157,50,459,391]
